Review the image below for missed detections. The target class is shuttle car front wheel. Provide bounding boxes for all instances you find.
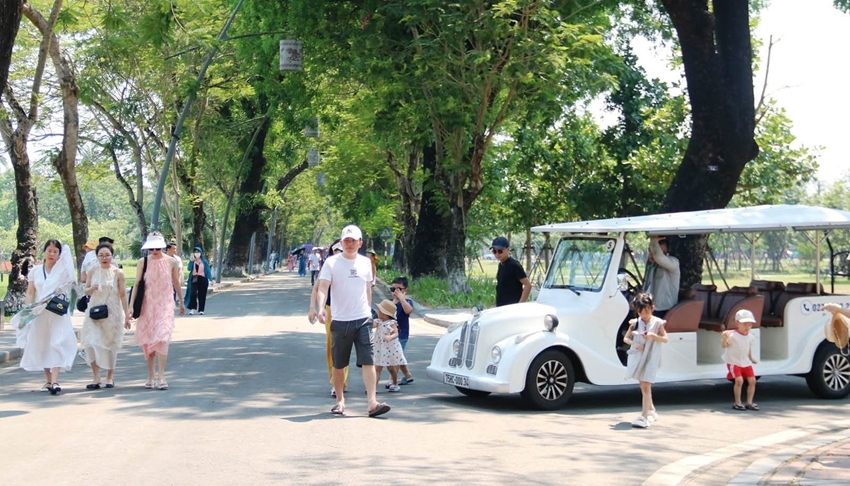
[521,350,575,410]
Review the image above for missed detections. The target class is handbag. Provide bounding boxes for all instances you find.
[131,256,148,319]
[89,304,108,320]
[46,294,69,316]
[77,295,89,312]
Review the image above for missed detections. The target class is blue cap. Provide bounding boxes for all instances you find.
[490,236,509,250]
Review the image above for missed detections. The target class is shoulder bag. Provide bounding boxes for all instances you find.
[42,266,69,316]
[89,304,108,320]
[131,256,148,319]
[77,295,89,312]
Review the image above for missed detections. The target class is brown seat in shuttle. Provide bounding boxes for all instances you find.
[699,286,764,332]
[664,288,704,333]
[760,282,820,328]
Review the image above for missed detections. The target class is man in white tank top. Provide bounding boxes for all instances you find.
[311,225,391,418]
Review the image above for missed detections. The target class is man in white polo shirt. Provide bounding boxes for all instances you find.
[310,225,391,418]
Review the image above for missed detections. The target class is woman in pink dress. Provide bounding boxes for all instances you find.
[128,232,185,390]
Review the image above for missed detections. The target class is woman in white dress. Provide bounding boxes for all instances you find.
[14,240,78,395]
[80,243,131,389]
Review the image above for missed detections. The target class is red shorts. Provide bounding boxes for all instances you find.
[726,364,755,380]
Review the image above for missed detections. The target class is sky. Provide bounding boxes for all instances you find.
[754,0,850,180]
[632,0,850,181]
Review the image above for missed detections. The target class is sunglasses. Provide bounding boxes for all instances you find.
[492,248,505,254]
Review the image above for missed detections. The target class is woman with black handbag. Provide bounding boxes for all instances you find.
[128,232,185,390]
[14,240,77,395]
[80,243,131,389]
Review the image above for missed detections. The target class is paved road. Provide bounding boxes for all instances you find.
[1,273,848,485]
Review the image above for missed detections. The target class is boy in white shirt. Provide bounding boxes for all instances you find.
[722,309,759,411]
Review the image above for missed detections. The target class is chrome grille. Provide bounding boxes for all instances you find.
[465,323,480,369]
[452,321,469,368]
[486,365,498,375]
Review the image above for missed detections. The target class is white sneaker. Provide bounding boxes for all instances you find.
[631,416,650,428]
[647,411,658,423]
[189,309,196,315]
[388,384,402,392]
[199,311,204,315]
[330,388,336,398]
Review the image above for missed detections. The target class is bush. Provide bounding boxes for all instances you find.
[376,267,496,309]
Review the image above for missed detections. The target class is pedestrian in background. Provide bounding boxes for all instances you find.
[310,225,391,418]
[389,276,415,385]
[490,236,532,307]
[185,246,212,315]
[12,240,78,395]
[79,237,98,286]
[129,232,185,390]
[308,248,321,285]
[372,299,407,393]
[366,249,379,287]
[309,240,349,397]
[298,250,307,277]
[723,309,759,411]
[623,292,668,428]
[80,243,130,389]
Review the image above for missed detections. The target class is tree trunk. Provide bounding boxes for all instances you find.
[0,0,23,100]
[223,114,269,274]
[659,0,759,287]
[24,3,87,265]
[387,149,421,275]
[3,135,38,313]
[409,143,449,279]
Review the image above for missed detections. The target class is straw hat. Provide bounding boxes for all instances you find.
[826,313,850,349]
[141,233,167,250]
[375,299,397,319]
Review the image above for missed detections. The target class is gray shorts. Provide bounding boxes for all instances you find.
[330,317,373,368]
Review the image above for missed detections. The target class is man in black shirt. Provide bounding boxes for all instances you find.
[491,236,532,307]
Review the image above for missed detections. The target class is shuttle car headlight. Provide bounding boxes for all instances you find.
[544,314,559,332]
[452,339,461,356]
[491,346,502,364]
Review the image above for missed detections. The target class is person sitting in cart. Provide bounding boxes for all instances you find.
[643,236,680,318]
[490,236,532,307]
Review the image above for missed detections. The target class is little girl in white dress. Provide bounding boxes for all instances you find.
[372,299,408,392]
[624,292,668,428]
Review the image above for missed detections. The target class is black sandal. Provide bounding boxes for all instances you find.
[732,404,746,411]
[49,383,61,395]
[86,383,101,390]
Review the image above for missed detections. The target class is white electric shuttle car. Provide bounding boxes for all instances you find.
[426,205,850,409]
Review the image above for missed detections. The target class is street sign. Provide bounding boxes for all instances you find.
[279,39,303,71]
[380,228,392,240]
[307,148,319,167]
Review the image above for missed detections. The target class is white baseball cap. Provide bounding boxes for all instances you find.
[735,309,756,324]
[340,225,362,241]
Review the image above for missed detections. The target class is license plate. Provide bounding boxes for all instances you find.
[443,372,469,388]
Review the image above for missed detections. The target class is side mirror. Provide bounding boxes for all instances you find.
[617,273,629,292]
